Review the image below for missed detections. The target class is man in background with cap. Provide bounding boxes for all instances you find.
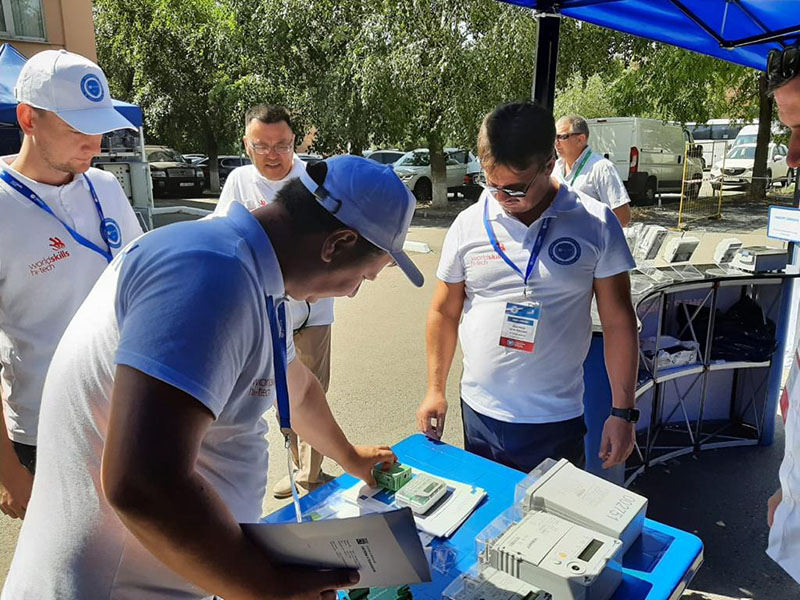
[766,42,800,585]
[0,50,142,520]
[554,114,632,227]
[3,155,423,599]
[214,104,332,499]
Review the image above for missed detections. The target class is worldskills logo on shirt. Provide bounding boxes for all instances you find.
[29,237,71,276]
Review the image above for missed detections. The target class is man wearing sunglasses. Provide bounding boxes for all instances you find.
[214,105,332,500]
[554,115,632,227]
[417,101,638,474]
[766,42,800,585]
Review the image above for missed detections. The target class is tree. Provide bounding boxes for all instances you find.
[94,0,248,192]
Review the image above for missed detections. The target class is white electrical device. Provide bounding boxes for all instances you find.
[634,225,668,263]
[712,238,743,265]
[483,511,623,600]
[521,459,647,553]
[663,236,700,264]
[730,246,789,273]
[442,566,551,600]
[394,473,447,514]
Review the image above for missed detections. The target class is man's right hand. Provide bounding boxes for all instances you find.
[0,451,33,519]
[416,391,448,440]
[265,564,359,600]
[768,487,783,528]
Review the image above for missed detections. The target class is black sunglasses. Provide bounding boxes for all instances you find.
[767,45,800,92]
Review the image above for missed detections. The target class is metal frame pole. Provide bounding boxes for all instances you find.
[532,13,561,110]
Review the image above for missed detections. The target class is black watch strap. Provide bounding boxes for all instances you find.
[611,407,640,423]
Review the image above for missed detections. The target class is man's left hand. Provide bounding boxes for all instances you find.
[342,445,397,487]
[599,416,635,469]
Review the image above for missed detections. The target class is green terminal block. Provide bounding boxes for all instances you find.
[346,586,412,600]
[372,462,413,492]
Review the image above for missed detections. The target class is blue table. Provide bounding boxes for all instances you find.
[265,434,704,600]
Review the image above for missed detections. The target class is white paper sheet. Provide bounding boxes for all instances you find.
[342,468,487,538]
[242,509,431,589]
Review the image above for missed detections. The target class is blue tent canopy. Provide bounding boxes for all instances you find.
[0,43,143,128]
[500,0,800,71]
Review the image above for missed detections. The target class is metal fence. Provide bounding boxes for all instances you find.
[677,142,723,229]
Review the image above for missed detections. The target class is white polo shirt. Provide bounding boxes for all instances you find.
[0,156,143,445]
[214,157,334,330]
[555,146,631,210]
[2,202,295,599]
[768,347,800,583]
[437,186,635,423]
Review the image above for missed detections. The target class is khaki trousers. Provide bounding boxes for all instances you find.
[278,324,331,485]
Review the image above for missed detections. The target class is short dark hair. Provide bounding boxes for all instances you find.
[273,161,383,257]
[245,104,293,131]
[477,101,556,171]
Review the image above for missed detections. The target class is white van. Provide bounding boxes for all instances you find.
[586,118,704,204]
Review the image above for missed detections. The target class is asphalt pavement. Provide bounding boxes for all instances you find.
[0,195,797,599]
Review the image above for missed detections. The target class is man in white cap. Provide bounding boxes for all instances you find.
[0,50,142,520]
[215,104,333,499]
[2,156,423,599]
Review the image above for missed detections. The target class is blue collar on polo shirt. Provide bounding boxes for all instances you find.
[485,183,579,225]
[223,201,286,299]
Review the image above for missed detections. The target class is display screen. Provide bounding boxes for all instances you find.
[578,539,604,562]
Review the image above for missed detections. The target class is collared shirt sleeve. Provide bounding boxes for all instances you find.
[595,205,636,279]
[437,218,466,283]
[114,248,261,418]
[593,160,631,210]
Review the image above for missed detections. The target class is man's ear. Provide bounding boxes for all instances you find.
[320,229,359,264]
[16,104,37,136]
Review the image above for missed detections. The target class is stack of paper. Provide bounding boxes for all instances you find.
[342,469,487,539]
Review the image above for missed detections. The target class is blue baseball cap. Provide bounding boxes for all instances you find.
[298,155,424,287]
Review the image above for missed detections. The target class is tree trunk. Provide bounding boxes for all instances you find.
[207,137,220,194]
[750,74,773,199]
[428,134,448,208]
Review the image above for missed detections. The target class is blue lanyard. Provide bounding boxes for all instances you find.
[483,198,552,287]
[266,295,291,432]
[0,168,113,263]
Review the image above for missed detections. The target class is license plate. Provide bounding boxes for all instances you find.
[179,182,194,187]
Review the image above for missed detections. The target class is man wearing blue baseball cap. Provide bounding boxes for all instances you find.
[3,155,423,599]
[0,50,142,521]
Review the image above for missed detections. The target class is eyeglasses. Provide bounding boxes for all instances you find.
[767,45,800,92]
[482,157,552,198]
[555,132,582,142]
[246,137,295,155]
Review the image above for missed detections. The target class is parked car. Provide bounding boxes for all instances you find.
[194,155,252,188]
[586,117,704,204]
[687,119,746,170]
[297,153,322,162]
[365,149,405,165]
[392,148,475,202]
[710,143,793,190]
[182,153,206,164]
[445,147,482,199]
[145,145,205,197]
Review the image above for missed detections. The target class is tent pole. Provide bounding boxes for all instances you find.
[532,12,560,111]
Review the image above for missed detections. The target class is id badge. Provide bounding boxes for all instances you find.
[499,301,542,353]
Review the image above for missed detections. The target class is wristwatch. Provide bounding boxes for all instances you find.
[611,407,640,423]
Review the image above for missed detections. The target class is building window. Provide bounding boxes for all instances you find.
[0,0,45,40]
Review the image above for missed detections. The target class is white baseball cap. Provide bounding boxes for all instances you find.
[299,155,424,287]
[15,49,136,134]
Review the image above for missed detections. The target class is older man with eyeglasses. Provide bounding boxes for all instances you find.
[554,115,632,227]
[214,105,332,500]
[416,101,639,474]
[766,42,800,585]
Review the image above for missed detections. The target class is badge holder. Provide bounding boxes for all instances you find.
[499,289,542,354]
